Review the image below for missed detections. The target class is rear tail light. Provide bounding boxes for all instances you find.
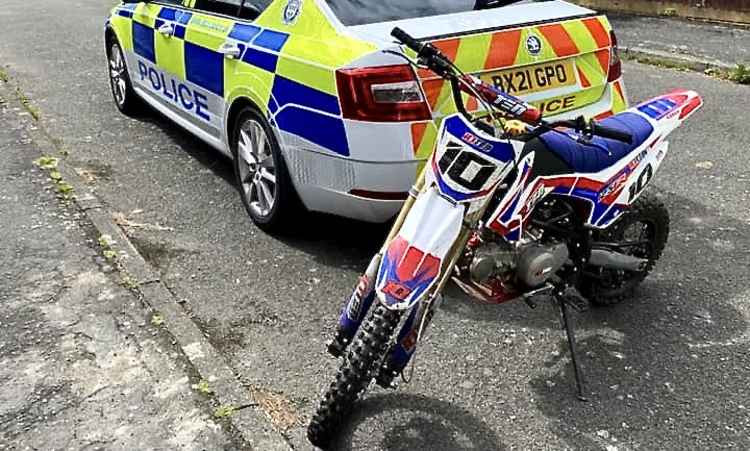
[608,30,622,82]
[336,65,432,122]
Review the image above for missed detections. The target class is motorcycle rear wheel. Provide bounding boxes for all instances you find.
[308,304,401,448]
[579,192,669,306]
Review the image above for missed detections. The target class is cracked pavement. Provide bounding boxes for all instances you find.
[0,93,242,450]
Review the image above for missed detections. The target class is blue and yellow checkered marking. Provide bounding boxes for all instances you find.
[185,42,224,96]
[133,21,155,63]
[229,23,261,42]
[111,3,354,157]
[271,76,341,116]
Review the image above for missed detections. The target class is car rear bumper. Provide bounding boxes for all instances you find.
[278,79,626,223]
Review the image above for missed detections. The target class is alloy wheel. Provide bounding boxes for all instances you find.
[109,44,127,107]
[236,119,277,219]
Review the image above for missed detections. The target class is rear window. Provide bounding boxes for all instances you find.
[325,0,518,26]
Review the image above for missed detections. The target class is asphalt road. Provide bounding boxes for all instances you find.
[609,13,750,66]
[1,1,749,449]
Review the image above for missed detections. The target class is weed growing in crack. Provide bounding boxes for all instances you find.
[120,274,140,290]
[193,380,213,395]
[16,88,40,120]
[213,405,236,418]
[151,313,165,327]
[729,64,750,84]
[33,155,75,200]
[97,234,119,261]
[33,155,58,170]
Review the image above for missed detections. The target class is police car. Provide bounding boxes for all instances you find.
[106,0,627,231]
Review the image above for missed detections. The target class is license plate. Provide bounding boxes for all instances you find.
[481,61,576,96]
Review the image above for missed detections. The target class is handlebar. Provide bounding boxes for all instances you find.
[390,27,633,144]
[391,27,427,57]
[391,27,453,77]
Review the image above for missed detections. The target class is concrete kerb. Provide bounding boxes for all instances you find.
[621,45,736,73]
[0,75,293,451]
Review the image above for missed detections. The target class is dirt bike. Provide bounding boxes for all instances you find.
[308,27,703,448]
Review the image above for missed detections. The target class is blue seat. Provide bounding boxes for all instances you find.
[538,112,654,173]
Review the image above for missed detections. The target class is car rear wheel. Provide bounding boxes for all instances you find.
[107,39,144,116]
[232,107,301,232]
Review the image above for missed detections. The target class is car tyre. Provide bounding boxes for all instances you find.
[232,106,302,232]
[107,38,145,116]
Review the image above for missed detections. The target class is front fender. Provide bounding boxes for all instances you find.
[376,187,465,311]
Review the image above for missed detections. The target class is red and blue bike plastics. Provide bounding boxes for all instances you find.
[308,27,703,448]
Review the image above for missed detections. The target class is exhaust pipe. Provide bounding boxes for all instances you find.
[589,249,648,272]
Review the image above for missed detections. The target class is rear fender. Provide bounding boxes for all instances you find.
[619,89,702,205]
[596,90,702,223]
[376,187,465,311]
[635,89,703,136]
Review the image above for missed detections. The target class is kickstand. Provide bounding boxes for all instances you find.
[557,294,589,402]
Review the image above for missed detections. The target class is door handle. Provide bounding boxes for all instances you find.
[218,42,243,60]
[157,23,174,37]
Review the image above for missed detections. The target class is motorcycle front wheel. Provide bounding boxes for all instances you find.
[308,304,402,448]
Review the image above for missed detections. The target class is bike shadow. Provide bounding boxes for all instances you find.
[328,393,507,451]
[519,193,748,448]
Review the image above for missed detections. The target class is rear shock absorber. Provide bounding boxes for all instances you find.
[327,255,382,357]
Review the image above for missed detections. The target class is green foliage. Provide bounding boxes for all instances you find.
[56,182,74,198]
[98,234,113,249]
[120,275,140,290]
[194,380,213,395]
[151,313,165,327]
[729,64,750,85]
[213,405,236,418]
[16,88,40,120]
[33,155,59,170]
[103,249,118,261]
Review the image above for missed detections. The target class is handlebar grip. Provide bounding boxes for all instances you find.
[592,123,633,144]
[391,27,424,55]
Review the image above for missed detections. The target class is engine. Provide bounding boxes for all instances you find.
[456,231,570,303]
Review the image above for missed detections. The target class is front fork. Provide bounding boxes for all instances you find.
[328,173,427,357]
[328,165,476,382]
[375,225,471,386]
[327,255,381,357]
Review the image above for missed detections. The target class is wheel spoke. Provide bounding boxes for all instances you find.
[259,153,274,168]
[260,168,276,184]
[238,130,257,166]
[246,179,257,199]
[253,122,265,157]
[257,179,274,211]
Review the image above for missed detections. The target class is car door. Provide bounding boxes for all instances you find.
[130,1,190,106]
